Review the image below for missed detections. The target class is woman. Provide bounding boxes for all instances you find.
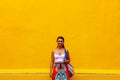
[50,36,71,80]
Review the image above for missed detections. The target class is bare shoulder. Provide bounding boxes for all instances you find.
[65,49,69,52]
[51,48,57,54]
[65,49,70,55]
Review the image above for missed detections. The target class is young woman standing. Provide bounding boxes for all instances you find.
[50,36,71,80]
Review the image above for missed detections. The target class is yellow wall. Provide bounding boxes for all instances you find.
[0,0,120,73]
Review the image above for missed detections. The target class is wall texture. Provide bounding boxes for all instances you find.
[0,0,120,74]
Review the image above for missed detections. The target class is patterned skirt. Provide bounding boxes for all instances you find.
[52,63,70,80]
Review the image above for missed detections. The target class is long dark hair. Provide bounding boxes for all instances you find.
[56,36,65,48]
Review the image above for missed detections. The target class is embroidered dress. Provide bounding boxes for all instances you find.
[52,64,70,80]
[52,51,70,80]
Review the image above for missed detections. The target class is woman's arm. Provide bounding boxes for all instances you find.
[50,51,54,75]
[64,50,71,63]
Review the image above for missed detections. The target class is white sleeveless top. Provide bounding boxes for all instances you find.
[54,52,65,63]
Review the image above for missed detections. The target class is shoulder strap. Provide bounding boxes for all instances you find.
[64,49,67,59]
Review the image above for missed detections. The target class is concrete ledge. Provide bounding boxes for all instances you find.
[0,69,120,75]
[0,72,120,80]
[0,69,120,80]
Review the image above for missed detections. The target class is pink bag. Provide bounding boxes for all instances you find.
[64,49,74,77]
[67,63,74,77]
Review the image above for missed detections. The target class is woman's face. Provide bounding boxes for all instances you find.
[57,38,64,47]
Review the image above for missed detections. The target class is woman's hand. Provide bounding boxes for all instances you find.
[64,59,70,63]
[50,72,53,78]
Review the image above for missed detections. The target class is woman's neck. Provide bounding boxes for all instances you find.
[57,46,63,49]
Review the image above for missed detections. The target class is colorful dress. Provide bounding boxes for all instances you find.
[51,51,70,80]
[52,63,70,80]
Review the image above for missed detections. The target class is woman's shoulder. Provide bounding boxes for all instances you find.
[64,49,70,56]
[51,48,57,54]
[64,48,69,52]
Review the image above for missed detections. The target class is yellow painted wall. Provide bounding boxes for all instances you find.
[0,0,120,73]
